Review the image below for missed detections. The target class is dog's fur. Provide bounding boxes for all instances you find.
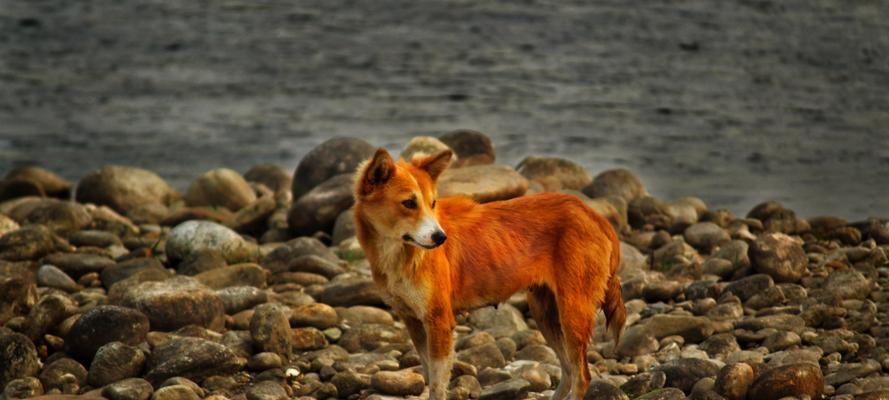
[353,148,625,400]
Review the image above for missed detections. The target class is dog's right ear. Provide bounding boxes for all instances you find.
[358,148,395,195]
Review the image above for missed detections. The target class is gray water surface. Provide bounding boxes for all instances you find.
[2,0,888,219]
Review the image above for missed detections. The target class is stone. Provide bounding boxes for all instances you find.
[87,342,145,387]
[103,378,154,400]
[438,129,495,167]
[735,314,806,333]
[194,263,267,289]
[247,352,283,371]
[762,331,801,352]
[747,363,823,400]
[438,164,528,203]
[317,276,384,307]
[584,379,629,400]
[42,252,115,279]
[635,388,687,400]
[826,268,874,300]
[291,303,338,329]
[101,257,168,289]
[76,165,178,213]
[723,274,774,302]
[5,166,72,198]
[293,326,328,350]
[616,325,660,358]
[112,276,225,331]
[291,137,376,201]
[331,209,356,245]
[400,136,455,162]
[288,173,355,236]
[338,306,394,325]
[699,334,741,360]
[371,370,425,396]
[22,293,77,341]
[515,344,558,365]
[751,233,807,283]
[714,363,753,400]
[217,286,268,314]
[287,254,345,279]
[250,303,294,360]
[516,156,592,191]
[457,343,507,369]
[185,168,257,211]
[69,229,122,248]
[230,195,277,234]
[13,199,92,235]
[176,250,226,276]
[244,164,292,194]
[151,385,199,400]
[684,222,730,252]
[0,213,20,236]
[144,336,245,384]
[450,374,482,399]
[467,304,529,337]
[0,225,59,261]
[338,323,409,352]
[582,168,647,203]
[245,381,288,400]
[165,220,254,264]
[65,305,150,361]
[3,376,44,399]
[0,330,40,387]
[621,371,667,398]
[479,378,530,400]
[38,357,87,393]
[331,370,372,398]
[36,264,79,292]
[653,358,719,394]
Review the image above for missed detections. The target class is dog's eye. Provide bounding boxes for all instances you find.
[402,199,417,209]
[432,200,436,209]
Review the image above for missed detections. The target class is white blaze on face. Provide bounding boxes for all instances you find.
[410,216,444,248]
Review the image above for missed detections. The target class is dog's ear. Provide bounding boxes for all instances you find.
[415,150,452,181]
[360,148,395,193]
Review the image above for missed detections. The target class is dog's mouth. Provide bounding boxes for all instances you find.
[402,234,439,250]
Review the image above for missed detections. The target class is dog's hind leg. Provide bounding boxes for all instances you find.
[557,292,596,400]
[528,286,573,400]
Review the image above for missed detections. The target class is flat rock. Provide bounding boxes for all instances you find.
[457,342,507,369]
[76,165,178,214]
[65,305,150,361]
[261,236,339,273]
[112,276,225,331]
[317,276,384,307]
[291,303,338,329]
[0,225,59,261]
[245,380,288,400]
[13,199,92,235]
[747,363,823,400]
[684,222,730,251]
[516,156,591,191]
[194,262,267,289]
[36,264,79,292]
[144,336,245,385]
[653,358,719,394]
[42,252,115,279]
[102,378,154,400]
[185,168,256,211]
[371,370,425,396]
[88,342,145,387]
[479,378,530,400]
[438,164,528,203]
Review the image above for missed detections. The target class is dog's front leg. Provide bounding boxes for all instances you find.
[425,305,455,400]
[400,314,430,383]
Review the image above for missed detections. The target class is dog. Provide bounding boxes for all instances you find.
[353,148,625,400]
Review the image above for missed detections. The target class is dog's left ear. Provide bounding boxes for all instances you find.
[415,150,452,181]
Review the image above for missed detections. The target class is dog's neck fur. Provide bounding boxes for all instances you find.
[355,213,425,279]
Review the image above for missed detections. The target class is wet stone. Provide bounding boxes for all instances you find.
[102,378,154,400]
[65,305,150,361]
[87,341,146,387]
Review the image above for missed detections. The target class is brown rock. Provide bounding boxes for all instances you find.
[438,164,528,203]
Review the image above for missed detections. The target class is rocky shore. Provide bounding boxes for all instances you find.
[1,131,888,400]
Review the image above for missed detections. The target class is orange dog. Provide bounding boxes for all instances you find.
[353,148,625,400]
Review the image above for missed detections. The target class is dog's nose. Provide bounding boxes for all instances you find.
[431,231,447,245]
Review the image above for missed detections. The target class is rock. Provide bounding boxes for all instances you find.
[250,303,294,360]
[723,274,774,302]
[824,359,881,386]
[684,222,730,252]
[113,276,225,331]
[438,164,528,203]
[565,190,628,230]
[13,199,92,235]
[516,156,592,191]
[0,214,20,236]
[103,378,154,400]
[3,376,44,399]
[714,363,753,400]
[653,358,719,394]
[619,241,649,280]
[615,325,660,357]
[699,334,741,360]
[65,305,150,361]
[102,257,170,289]
[450,374,482,399]
[331,209,356,245]
[439,129,495,167]
[747,201,807,234]
[22,293,77,341]
[400,136,455,162]
[42,252,115,279]
[458,343,507,369]
[194,263,267,289]
[652,238,699,272]
[247,352,282,371]
[291,303,338,329]
[338,323,409,352]
[338,306,394,325]
[87,342,145,387]
[762,331,801,352]
[331,370,372,398]
[217,286,268,314]
[69,230,123,248]
[5,166,72,198]
[244,164,292,194]
[230,195,277,234]
[151,385,199,400]
[261,236,338,273]
[0,225,59,261]
[515,344,558,365]
[747,363,823,400]
[0,269,38,325]
[144,336,245,384]
[317,276,384,307]
[291,137,376,201]
[468,304,528,337]
[287,254,345,279]
[37,264,79,292]
[735,314,806,333]
[76,165,178,213]
[584,379,629,400]
[0,333,41,389]
[185,168,256,211]
[245,381,288,400]
[479,378,530,400]
[621,371,667,398]
[751,233,807,283]
[371,370,425,396]
[635,388,687,400]
[176,250,226,276]
[288,172,355,237]
[582,168,647,203]
[165,220,254,264]
[161,206,233,227]
[826,268,874,300]
[38,357,87,393]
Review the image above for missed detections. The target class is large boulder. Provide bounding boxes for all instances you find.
[751,233,807,283]
[185,168,256,211]
[438,164,528,203]
[112,276,225,331]
[516,156,592,191]
[438,129,495,167]
[75,165,177,213]
[287,173,354,236]
[291,137,376,201]
[582,168,647,203]
[65,305,150,361]
[165,220,255,264]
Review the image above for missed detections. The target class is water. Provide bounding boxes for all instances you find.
[1,0,887,219]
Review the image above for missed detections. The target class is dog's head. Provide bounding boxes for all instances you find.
[355,148,452,249]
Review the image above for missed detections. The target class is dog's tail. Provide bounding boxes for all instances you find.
[603,238,626,346]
